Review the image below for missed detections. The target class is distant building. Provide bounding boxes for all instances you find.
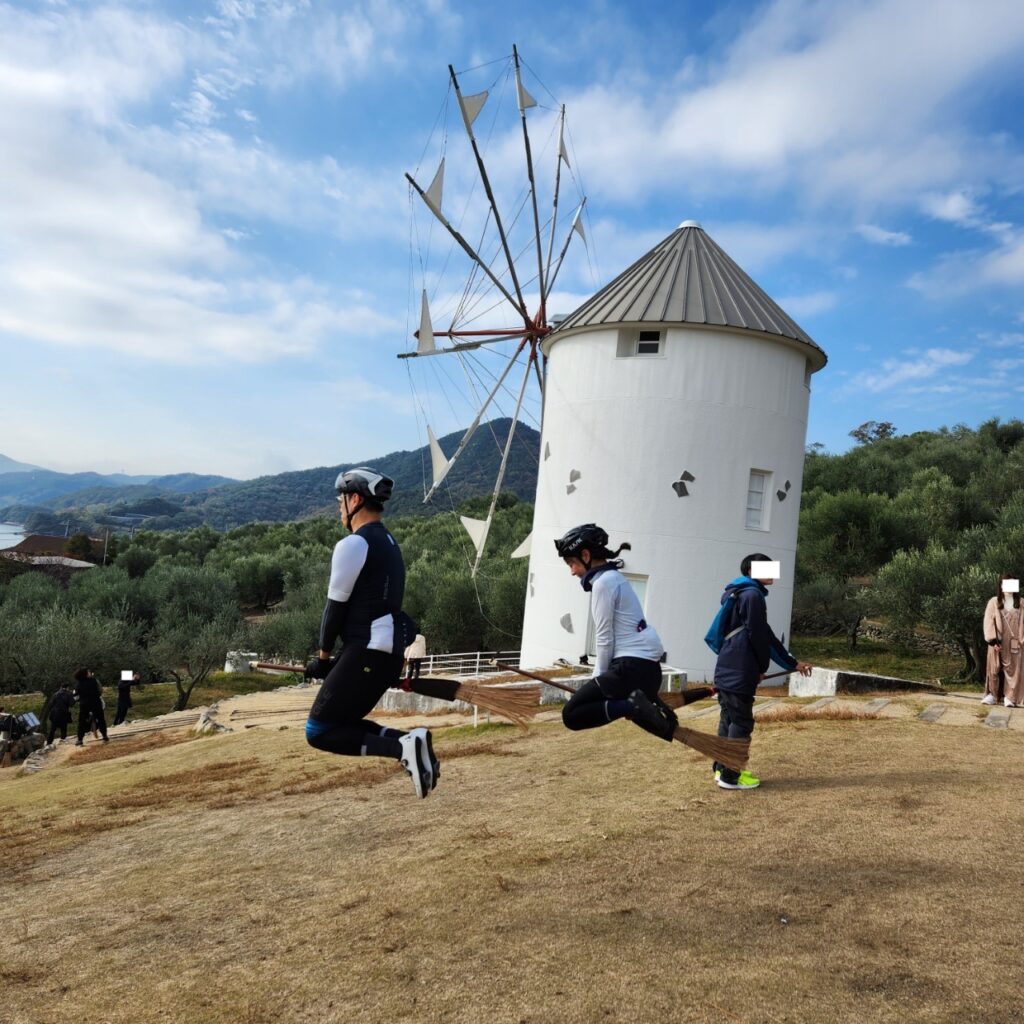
[0,534,100,582]
[7,533,104,560]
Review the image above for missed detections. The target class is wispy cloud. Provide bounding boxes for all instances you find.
[851,347,974,393]
[775,290,839,318]
[563,0,1024,210]
[0,2,412,366]
[907,230,1024,297]
[856,224,911,246]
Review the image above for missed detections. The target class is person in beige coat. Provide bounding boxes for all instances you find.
[982,576,1024,707]
[404,634,427,680]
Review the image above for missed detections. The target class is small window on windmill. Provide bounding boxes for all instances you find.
[635,330,661,355]
[804,360,813,391]
[745,469,772,531]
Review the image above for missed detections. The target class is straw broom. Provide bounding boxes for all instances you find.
[497,663,749,772]
[254,662,542,730]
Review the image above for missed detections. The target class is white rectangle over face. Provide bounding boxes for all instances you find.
[121,670,133,681]
[751,560,781,580]
[1002,579,1020,592]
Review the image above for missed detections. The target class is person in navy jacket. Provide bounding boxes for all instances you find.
[713,553,812,790]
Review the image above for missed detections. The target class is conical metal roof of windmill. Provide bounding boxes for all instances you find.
[548,220,827,369]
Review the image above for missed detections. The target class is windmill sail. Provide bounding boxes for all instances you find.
[423,158,445,218]
[426,425,452,488]
[571,206,587,242]
[457,90,488,136]
[558,121,570,166]
[515,73,536,113]
[417,291,436,355]
[510,532,532,559]
[460,515,492,562]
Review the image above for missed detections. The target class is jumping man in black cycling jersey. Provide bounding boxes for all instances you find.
[304,468,438,798]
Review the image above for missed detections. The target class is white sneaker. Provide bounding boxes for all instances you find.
[410,727,439,791]
[398,732,430,799]
[1005,698,1017,708]
[981,694,997,705]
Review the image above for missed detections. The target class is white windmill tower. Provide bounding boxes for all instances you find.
[519,221,828,680]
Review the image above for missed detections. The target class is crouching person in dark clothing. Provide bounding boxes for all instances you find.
[73,668,108,746]
[47,683,76,744]
[713,553,811,790]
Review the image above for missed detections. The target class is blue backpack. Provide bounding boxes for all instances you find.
[703,584,755,654]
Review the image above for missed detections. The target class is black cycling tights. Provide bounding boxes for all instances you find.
[562,657,662,731]
[305,645,405,758]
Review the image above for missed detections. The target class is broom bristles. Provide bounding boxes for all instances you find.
[673,727,749,771]
[456,681,543,729]
[411,677,542,730]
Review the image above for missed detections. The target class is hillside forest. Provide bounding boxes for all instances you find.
[2,419,1023,709]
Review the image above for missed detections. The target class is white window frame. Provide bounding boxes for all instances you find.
[585,573,649,659]
[745,469,772,531]
[616,329,665,358]
[634,330,662,356]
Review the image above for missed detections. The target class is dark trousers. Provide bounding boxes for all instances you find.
[77,704,108,742]
[715,690,755,784]
[408,659,422,680]
[113,699,131,726]
[47,720,69,744]
[306,645,404,758]
[562,657,662,731]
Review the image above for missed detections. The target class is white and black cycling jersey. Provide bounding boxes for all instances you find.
[589,568,664,676]
[319,521,405,655]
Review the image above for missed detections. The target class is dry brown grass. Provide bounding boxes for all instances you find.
[2,713,1023,1023]
[67,730,195,764]
[758,704,881,724]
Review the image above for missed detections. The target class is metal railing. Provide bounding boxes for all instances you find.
[419,650,521,676]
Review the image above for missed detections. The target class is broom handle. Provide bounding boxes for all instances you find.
[493,662,579,695]
[258,659,791,688]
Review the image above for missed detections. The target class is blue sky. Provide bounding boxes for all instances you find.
[1,0,1023,479]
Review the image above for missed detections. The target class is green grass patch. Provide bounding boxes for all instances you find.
[792,633,963,684]
[438,721,523,742]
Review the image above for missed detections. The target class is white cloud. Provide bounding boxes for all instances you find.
[851,347,974,393]
[561,0,1024,209]
[712,221,827,272]
[921,190,982,226]
[908,230,1024,297]
[775,290,839,318]
[0,3,413,366]
[856,224,912,246]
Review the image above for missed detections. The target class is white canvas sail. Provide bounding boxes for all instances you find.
[515,72,537,113]
[460,514,492,561]
[558,121,570,166]
[424,158,445,218]
[571,206,586,242]
[426,425,451,488]
[458,90,488,136]
[510,531,532,559]
[417,290,436,354]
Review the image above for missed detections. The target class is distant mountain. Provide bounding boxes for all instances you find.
[178,418,540,529]
[0,468,235,509]
[149,473,235,493]
[0,453,46,474]
[0,419,540,532]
